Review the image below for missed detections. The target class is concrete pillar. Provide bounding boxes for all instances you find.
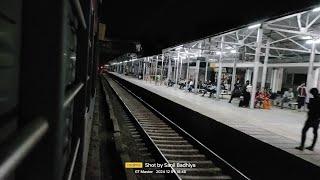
[138,60,141,75]
[173,58,177,82]
[179,56,183,80]
[167,55,172,83]
[261,39,270,90]
[231,58,237,92]
[194,59,200,93]
[175,53,180,85]
[147,57,151,82]
[307,42,316,102]
[143,58,146,80]
[313,67,320,89]
[271,68,278,93]
[205,61,208,82]
[216,36,225,100]
[245,69,252,82]
[277,68,283,92]
[270,68,283,93]
[161,54,164,84]
[250,27,263,109]
[186,56,190,80]
[155,56,158,77]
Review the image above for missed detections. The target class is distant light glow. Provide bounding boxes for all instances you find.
[216,51,222,55]
[312,7,320,12]
[70,56,76,60]
[230,50,237,53]
[225,46,233,50]
[248,23,261,29]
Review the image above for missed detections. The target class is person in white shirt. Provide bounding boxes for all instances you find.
[280,88,294,109]
[297,83,307,110]
[188,80,194,92]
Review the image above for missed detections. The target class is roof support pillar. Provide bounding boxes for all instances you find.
[161,54,164,85]
[186,55,190,80]
[245,69,252,82]
[307,42,316,102]
[138,60,142,77]
[194,58,200,93]
[167,55,172,86]
[155,56,158,84]
[216,35,225,100]
[205,60,208,82]
[179,55,183,80]
[231,54,237,92]
[175,53,180,86]
[250,27,263,109]
[261,39,270,90]
[143,58,146,81]
[313,67,320,89]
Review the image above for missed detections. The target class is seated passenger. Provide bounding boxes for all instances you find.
[168,79,175,87]
[187,80,194,92]
[201,81,210,96]
[280,88,294,109]
[202,81,216,98]
[255,90,264,108]
[262,91,272,109]
[178,78,186,89]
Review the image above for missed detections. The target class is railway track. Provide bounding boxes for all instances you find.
[102,75,249,180]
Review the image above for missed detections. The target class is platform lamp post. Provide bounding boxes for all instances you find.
[216,35,225,100]
[250,26,264,109]
[261,38,271,90]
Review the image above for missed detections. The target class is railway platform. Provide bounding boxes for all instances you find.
[110,72,320,168]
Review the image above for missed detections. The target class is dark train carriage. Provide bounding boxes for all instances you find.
[0,0,101,179]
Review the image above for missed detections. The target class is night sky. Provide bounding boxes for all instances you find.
[100,0,319,56]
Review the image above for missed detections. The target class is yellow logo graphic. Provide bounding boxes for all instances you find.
[125,162,143,168]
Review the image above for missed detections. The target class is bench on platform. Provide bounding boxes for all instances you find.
[220,90,231,99]
[273,98,298,110]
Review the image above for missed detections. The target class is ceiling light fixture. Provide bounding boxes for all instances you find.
[300,36,312,40]
[312,7,320,12]
[306,39,320,44]
[248,23,261,29]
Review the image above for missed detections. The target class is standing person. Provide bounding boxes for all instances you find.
[295,88,320,151]
[188,79,194,92]
[297,83,307,110]
[239,84,252,107]
[229,81,241,103]
[280,88,294,109]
